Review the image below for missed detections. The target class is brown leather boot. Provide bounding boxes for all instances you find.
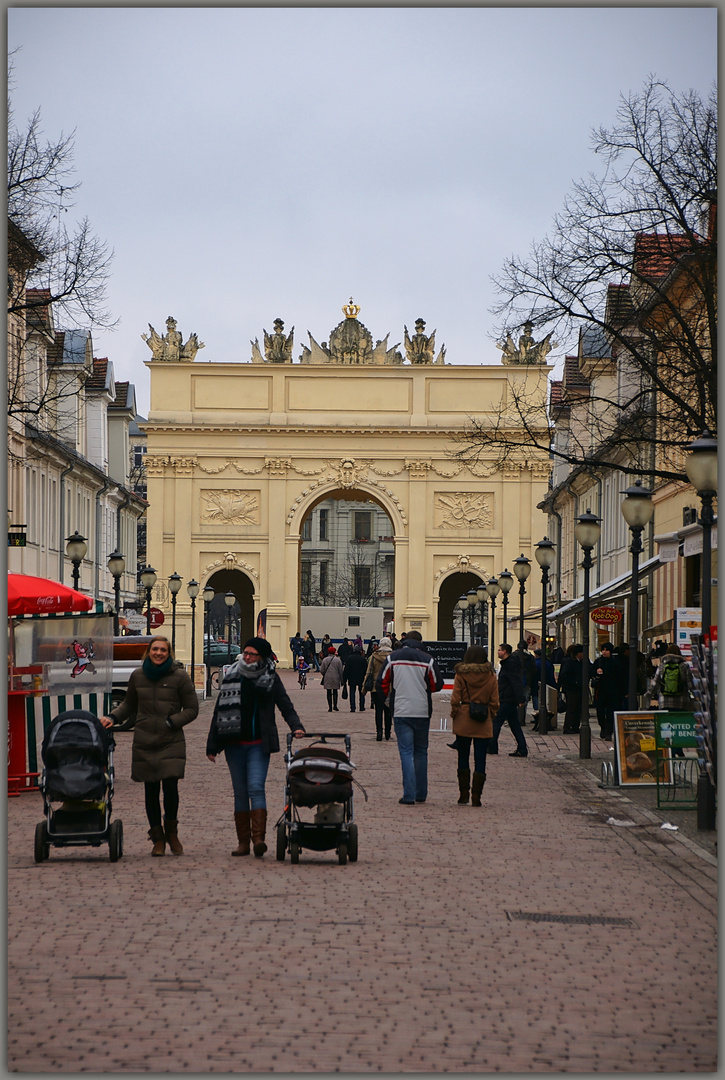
[250,808,268,857]
[471,772,486,807]
[149,825,166,856]
[457,769,471,804]
[232,811,251,856]
[164,818,183,855]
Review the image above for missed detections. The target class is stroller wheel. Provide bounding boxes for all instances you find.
[34,821,50,864]
[108,819,123,862]
[347,823,358,863]
[338,842,348,866]
[290,842,300,864]
[276,823,287,861]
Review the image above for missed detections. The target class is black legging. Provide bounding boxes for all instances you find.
[144,778,179,828]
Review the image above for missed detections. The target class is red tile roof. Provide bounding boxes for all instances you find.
[632,232,693,282]
[85,358,110,390]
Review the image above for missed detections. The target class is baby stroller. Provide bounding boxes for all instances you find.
[276,732,364,865]
[34,709,123,863]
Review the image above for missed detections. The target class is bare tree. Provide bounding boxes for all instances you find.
[458,78,716,483]
[334,542,383,608]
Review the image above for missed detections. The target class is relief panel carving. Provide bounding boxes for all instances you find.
[434,492,493,530]
[201,490,260,526]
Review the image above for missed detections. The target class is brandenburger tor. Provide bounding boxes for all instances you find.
[142,301,552,665]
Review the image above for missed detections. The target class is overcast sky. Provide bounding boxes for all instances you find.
[8,6,717,417]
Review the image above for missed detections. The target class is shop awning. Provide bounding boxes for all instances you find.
[546,554,661,623]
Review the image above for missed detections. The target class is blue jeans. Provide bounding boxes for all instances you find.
[224,742,270,811]
[456,736,489,774]
[393,716,429,802]
[491,702,528,755]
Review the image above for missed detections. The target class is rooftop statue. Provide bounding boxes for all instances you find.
[263,318,294,364]
[498,321,555,365]
[142,316,204,362]
[404,319,446,364]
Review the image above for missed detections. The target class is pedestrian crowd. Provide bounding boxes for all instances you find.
[102,628,698,856]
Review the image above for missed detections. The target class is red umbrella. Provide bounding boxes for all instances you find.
[7,573,94,617]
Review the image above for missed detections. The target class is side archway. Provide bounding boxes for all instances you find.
[206,568,256,648]
[437,571,486,643]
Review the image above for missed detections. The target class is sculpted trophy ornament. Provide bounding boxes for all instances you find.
[263,319,294,364]
[404,319,446,365]
[142,316,205,362]
[498,321,555,365]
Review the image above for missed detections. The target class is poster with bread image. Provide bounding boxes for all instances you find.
[614,713,671,785]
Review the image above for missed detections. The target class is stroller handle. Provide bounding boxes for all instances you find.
[286,731,351,749]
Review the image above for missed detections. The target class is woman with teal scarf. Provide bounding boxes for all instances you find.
[102,636,198,856]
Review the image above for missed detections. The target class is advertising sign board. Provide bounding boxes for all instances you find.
[613,711,670,785]
[421,641,467,689]
[673,607,701,659]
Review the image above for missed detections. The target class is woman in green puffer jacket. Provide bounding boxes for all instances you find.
[102,637,198,856]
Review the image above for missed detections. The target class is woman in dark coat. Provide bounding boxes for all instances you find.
[206,637,305,857]
[449,645,499,806]
[302,630,319,671]
[102,636,198,856]
[558,644,587,735]
[342,646,368,713]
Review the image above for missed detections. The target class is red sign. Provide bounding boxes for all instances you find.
[148,607,165,628]
[591,606,623,626]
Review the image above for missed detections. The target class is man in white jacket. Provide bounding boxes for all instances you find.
[377,631,443,805]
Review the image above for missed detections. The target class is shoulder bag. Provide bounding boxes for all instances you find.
[461,678,488,722]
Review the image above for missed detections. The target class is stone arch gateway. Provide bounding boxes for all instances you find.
[143,320,551,667]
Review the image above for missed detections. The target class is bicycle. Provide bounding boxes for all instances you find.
[298,669,308,690]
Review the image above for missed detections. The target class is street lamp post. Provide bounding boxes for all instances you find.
[203,584,214,695]
[498,569,514,646]
[466,589,479,645]
[574,509,602,759]
[65,532,87,591]
[685,430,718,832]
[457,594,469,643]
[187,580,199,677]
[535,537,556,736]
[476,583,488,653]
[513,554,531,642]
[140,566,157,634]
[224,591,236,668]
[621,481,654,710]
[168,572,183,653]
[486,577,500,658]
[107,550,125,636]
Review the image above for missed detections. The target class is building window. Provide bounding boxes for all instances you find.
[354,511,371,542]
[319,561,329,597]
[319,509,328,541]
[354,566,371,597]
[300,561,311,601]
[133,445,147,468]
[301,517,312,541]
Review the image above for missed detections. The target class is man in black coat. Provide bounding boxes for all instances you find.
[342,646,368,713]
[490,643,528,758]
[515,640,537,726]
[593,642,625,741]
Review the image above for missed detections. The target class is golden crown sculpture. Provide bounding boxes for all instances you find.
[342,297,361,319]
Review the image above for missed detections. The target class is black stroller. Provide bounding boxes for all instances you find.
[276,732,363,865]
[34,709,123,863]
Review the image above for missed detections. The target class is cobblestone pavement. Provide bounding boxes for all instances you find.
[8,672,717,1072]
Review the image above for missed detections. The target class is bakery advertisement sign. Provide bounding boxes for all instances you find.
[614,712,671,786]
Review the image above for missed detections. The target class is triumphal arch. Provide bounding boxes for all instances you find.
[142,302,552,666]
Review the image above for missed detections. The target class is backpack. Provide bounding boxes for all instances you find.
[662,661,684,697]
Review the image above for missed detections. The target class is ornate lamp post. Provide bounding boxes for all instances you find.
[486,577,500,658]
[140,566,157,634]
[685,430,718,638]
[457,594,469,643]
[574,509,602,759]
[203,584,215,695]
[513,554,531,641]
[476,582,489,652]
[620,481,654,710]
[498,569,514,645]
[168,572,183,653]
[187,579,199,677]
[535,537,556,735]
[685,430,718,832]
[224,591,236,668]
[107,550,125,636]
[466,588,479,645]
[65,531,87,591]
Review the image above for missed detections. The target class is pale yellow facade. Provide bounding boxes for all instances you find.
[144,361,551,666]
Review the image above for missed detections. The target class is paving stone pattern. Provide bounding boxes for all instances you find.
[8,672,717,1072]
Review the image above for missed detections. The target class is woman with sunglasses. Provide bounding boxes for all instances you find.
[206,637,305,857]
